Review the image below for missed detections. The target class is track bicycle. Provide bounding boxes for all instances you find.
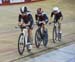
[18,24,32,55]
[52,21,62,43]
[35,21,48,48]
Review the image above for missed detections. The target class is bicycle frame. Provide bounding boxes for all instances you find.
[23,28,28,45]
[38,21,46,34]
[54,22,60,33]
[35,22,48,48]
[53,21,62,42]
[18,23,31,55]
[22,27,29,45]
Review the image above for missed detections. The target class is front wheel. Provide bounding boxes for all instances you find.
[18,33,25,55]
[35,29,41,48]
[58,32,62,41]
[53,26,57,43]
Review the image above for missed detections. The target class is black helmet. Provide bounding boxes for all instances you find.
[20,6,29,13]
[37,8,43,14]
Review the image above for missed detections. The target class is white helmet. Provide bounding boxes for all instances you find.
[53,7,59,11]
[20,6,29,13]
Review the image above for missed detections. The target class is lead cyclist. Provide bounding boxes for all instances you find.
[18,6,34,49]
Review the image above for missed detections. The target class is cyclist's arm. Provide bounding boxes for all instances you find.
[35,14,38,23]
[43,14,49,24]
[50,12,54,23]
[18,14,22,26]
[60,12,63,21]
[51,12,54,18]
[28,14,34,26]
[58,12,63,24]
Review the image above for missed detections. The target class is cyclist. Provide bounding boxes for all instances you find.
[35,8,48,33]
[51,7,63,33]
[18,6,34,49]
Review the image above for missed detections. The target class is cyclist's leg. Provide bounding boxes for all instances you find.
[38,23,43,36]
[37,23,42,40]
[54,21,58,40]
[28,28,33,43]
[42,24,45,31]
[41,23,46,34]
[28,28,31,42]
[29,23,34,42]
[58,21,62,33]
[27,25,33,49]
[58,21,62,41]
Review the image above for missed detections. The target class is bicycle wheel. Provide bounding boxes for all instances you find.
[58,24,62,41]
[58,32,62,41]
[53,26,57,43]
[35,28,41,48]
[18,33,25,55]
[43,29,48,47]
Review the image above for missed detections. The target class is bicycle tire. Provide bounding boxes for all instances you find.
[53,26,57,43]
[58,23,62,41]
[43,29,48,47]
[18,33,25,55]
[35,29,41,48]
[58,32,62,41]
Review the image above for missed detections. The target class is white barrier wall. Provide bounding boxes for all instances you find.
[10,0,25,3]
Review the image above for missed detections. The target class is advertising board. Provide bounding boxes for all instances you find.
[0,0,2,4]
[10,0,25,3]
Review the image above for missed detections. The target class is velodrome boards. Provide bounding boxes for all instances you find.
[0,0,43,5]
